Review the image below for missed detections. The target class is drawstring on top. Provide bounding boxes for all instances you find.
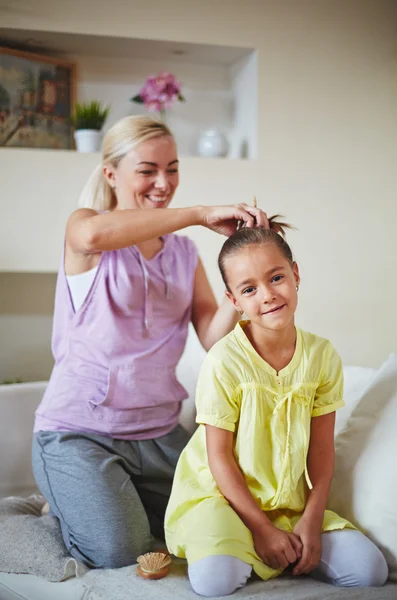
[135,239,174,334]
[270,389,313,508]
[160,252,173,300]
[137,253,152,333]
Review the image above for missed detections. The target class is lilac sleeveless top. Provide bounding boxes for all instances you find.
[34,234,198,440]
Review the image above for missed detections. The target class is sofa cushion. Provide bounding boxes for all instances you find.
[329,354,397,581]
[78,562,397,599]
[335,365,377,435]
[177,325,206,433]
[0,573,85,600]
[0,381,46,498]
[1,568,396,600]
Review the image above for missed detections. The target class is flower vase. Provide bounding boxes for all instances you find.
[197,129,228,158]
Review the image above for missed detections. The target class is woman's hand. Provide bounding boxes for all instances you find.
[253,521,303,571]
[201,204,269,237]
[292,518,322,575]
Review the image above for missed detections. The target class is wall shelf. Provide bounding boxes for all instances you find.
[0,27,258,159]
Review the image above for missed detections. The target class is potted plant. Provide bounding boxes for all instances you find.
[72,101,110,153]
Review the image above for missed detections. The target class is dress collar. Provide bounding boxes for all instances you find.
[233,320,302,377]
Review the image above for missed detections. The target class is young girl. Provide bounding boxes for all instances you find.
[164,222,388,597]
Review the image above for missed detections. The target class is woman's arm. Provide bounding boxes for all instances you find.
[66,206,202,254]
[206,425,302,569]
[293,411,336,575]
[191,260,238,351]
[66,203,268,255]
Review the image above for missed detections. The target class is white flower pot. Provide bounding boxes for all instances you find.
[74,129,102,153]
[197,128,229,158]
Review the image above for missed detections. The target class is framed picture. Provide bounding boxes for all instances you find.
[0,47,76,150]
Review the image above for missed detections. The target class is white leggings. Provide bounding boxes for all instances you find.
[188,530,388,597]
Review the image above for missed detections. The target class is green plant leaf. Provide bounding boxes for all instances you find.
[131,94,144,103]
[71,100,110,130]
[178,93,185,102]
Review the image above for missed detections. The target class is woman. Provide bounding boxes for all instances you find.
[32,116,268,569]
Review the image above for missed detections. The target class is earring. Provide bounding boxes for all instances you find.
[238,309,244,315]
[296,285,299,292]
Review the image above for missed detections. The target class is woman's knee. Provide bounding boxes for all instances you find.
[188,555,252,597]
[69,529,153,569]
[32,431,154,568]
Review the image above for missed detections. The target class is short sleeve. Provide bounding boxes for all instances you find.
[312,344,345,417]
[195,355,240,432]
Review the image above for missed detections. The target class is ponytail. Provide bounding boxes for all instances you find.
[78,164,115,211]
[267,214,293,237]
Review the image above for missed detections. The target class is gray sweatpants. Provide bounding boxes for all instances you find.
[32,425,189,569]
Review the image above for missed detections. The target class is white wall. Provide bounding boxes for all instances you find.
[1,0,397,380]
[229,51,258,159]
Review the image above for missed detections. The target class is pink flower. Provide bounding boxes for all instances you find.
[133,72,184,113]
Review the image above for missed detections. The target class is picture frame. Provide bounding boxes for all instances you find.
[0,47,76,150]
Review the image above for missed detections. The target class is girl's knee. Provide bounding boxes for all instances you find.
[352,548,388,587]
[188,555,252,597]
[189,575,238,598]
[320,529,389,588]
[341,531,389,587]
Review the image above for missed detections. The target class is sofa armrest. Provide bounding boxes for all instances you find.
[0,382,47,498]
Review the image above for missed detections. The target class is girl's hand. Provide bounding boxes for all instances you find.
[292,518,322,575]
[253,522,303,571]
[201,204,269,237]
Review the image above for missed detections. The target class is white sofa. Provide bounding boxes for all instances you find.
[0,330,396,600]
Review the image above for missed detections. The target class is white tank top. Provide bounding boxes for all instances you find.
[66,266,98,312]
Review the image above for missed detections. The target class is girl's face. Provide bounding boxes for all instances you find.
[104,135,179,210]
[225,243,300,333]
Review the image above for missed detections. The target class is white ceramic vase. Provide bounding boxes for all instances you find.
[74,129,102,153]
[197,128,228,158]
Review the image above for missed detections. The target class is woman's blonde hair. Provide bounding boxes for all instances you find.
[78,116,174,211]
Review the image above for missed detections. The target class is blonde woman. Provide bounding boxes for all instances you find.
[32,116,269,569]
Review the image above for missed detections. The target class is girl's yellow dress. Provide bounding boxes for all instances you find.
[165,321,353,580]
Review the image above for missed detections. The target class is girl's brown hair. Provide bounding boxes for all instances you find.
[218,216,294,292]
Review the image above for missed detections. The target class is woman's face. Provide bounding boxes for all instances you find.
[105,135,179,210]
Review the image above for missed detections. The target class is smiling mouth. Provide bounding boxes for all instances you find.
[262,304,286,315]
[146,195,168,203]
